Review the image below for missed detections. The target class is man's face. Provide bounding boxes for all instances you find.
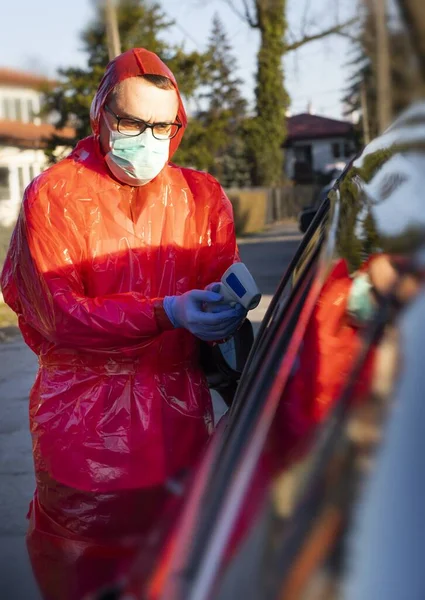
[99,76,179,155]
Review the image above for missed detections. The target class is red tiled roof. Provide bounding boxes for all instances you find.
[0,67,55,89]
[286,113,353,142]
[0,120,75,149]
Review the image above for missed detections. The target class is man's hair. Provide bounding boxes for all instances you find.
[109,74,175,104]
[141,74,175,90]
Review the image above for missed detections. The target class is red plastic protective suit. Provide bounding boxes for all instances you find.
[270,259,375,463]
[1,48,239,598]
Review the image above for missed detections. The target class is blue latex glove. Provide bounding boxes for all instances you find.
[204,282,237,314]
[163,290,246,341]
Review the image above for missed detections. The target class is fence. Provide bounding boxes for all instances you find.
[226,184,320,236]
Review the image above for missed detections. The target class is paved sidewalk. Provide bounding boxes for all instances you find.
[0,340,39,598]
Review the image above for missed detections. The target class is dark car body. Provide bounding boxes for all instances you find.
[97,103,425,600]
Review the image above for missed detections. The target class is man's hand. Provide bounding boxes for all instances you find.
[163,290,246,341]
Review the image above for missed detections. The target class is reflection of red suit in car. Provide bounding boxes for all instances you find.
[221,261,375,564]
[278,258,374,456]
[137,260,377,599]
[1,48,238,599]
[221,260,377,581]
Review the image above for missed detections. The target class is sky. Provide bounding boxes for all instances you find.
[0,0,358,120]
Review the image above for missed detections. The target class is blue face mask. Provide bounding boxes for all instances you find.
[104,120,170,187]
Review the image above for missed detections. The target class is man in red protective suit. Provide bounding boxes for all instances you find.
[0,48,245,599]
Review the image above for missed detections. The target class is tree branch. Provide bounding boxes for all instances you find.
[300,0,313,38]
[224,0,258,28]
[335,29,361,44]
[286,17,358,52]
[242,0,258,27]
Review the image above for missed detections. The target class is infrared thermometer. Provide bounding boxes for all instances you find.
[216,263,262,311]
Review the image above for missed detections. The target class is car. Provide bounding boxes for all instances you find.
[93,101,425,600]
[298,162,347,233]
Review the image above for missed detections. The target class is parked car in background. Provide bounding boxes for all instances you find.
[93,101,425,600]
[298,161,347,233]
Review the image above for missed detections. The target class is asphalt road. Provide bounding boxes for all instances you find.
[0,222,302,599]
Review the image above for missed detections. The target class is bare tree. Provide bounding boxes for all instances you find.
[224,0,357,185]
[225,0,356,52]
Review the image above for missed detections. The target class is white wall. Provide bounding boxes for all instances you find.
[284,147,296,179]
[311,138,338,172]
[0,84,47,226]
[310,137,353,172]
[285,136,356,179]
[0,146,45,226]
[0,86,42,124]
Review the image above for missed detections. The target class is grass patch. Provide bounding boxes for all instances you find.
[0,302,17,328]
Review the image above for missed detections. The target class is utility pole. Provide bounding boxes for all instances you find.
[374,0,392,133]
[360,79,371,145]
[104,0,121,61]
[398,0,425,82]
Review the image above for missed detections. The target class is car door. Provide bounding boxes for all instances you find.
[143,106,425,600]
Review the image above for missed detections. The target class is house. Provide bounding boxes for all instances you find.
[284,113,356,182]
[0,68,74,226]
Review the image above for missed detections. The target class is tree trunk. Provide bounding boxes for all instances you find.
[374,0,392,132]
[253,0,289,186]
[105,0,121,60]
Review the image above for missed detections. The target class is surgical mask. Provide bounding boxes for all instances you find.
[104,118,170,186]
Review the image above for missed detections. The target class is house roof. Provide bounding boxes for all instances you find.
[0,67,54,89]
[286,113,353,142]
[0,120,75,149]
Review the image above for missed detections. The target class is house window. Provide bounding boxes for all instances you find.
[294,144,313,165]
[0,168,10,201]
[344,142,352,158]
[2,97,11,120]
[27,99,34,122]
[18,167,26,198]
[332,142,341,159]
[15,98,22,121]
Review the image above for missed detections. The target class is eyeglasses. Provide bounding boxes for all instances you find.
[104,104,182,140]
